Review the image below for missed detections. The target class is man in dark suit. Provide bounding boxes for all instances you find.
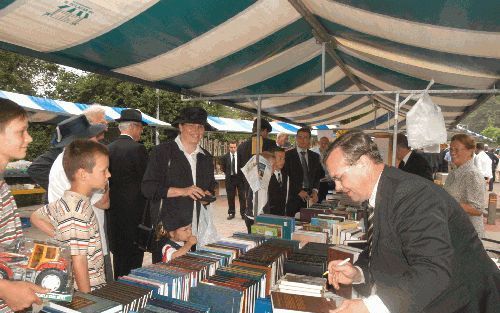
[326,131,499,313]
[238,118,276,231]
[267,148,288,216]
[220,141,246,220]
[285,127,324,217]
[107,109,148,279]
[485,146,499,191]
[396,133,433,181]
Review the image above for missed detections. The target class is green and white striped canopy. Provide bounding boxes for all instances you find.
[0,0,498,129]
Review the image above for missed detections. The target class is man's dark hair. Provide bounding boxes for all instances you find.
[228,140,238,145]
[476,142,485,150]
[297,127,311,137]
[0,98,28,133]
[396,133,410,149]
[63,139,109,182]
[325,130,383,165]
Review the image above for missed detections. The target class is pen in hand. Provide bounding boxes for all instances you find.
[323,257,351,276]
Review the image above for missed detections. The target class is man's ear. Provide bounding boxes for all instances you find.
[75,168,87,181]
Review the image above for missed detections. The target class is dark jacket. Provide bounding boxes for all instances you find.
[399,150,433,181]
[106,135,148,252]
[27,146,63,191]
[141,140,216,228]
[355,166,499,313]
[285,148,324,215]
[267,171,288,216]
[220,151,244,183]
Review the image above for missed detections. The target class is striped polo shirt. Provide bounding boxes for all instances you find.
[36,190,105,289]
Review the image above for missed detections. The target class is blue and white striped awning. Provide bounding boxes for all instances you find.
[206,116,337,135]
[0,89,170,127]
[0,1,498,128]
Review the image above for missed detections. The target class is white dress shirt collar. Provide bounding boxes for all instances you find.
[368,171,383,208]
[402,150,412,164]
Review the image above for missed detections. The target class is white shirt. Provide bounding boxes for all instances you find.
[474,151,492,178]
[354,172,390,313]
[48,152,108,255]
[174,136,205,232]
[401,150,412,165]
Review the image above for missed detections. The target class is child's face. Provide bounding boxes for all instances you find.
[170,224,193,242]
[87,153,111,191]
[0,117,32,163]
[274,151,285,171]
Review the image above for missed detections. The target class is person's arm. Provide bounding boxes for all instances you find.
[460,202,482,216]
[0,280,48,311]
[171,236,197,260]
[27,148,61,191]
[72,255,91,293]
[30,210,55,237]
[461,171,486,216]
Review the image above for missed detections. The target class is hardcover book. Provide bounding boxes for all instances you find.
[270,291,336,313]
[47,291,122,313]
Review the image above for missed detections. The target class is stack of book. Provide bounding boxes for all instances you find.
[144,294,210,312]
[236,243,289,286]
[299,207,335,223]
[274,273,327,297]
[88,281,151,313]
[42,291,122,313]
[284,251,328,277]
[251,223,283,238]
[271,291,337,313]
[254,214,296,239]
[291,229,328,248]
[327,245,364,299]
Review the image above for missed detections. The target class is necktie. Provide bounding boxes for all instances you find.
[231,153,236,175]
[300,151,310,189]
[366,203,375,258]
[277,172,282,186]
[398,160,405,169]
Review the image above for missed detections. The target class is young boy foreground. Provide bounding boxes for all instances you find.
[32,139,109,292]
[0,98,48,312]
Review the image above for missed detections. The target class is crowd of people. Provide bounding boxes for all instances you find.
[0,97,499,312]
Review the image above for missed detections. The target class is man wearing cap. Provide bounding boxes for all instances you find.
[237,118,277,231]
[31,114,113,282]
[106,109,148,279]
[142,107,216,263]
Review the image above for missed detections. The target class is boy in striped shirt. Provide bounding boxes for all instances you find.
[31,139,109,292]
[0,98,48,312]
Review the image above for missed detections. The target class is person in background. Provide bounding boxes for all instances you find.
[142,107,216,263]
[395,133,433,181]
[445,134,486,238]
[160,214,197,262]
[276,132,291,149]
[221,141,246,220]
[317,136,333,202]
[285,127,323,217]
[325,131,499,313]
[31,140,108,292]
[0,98,48,312]
[28,104,108,193]
[238,118,276,227]
[267,148,288,216]
[485,145,498,191]
[474,142,492,188]
[438,143,449,173]
[107,109,148,279]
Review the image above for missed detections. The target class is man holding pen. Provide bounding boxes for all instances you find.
[324,131,499,313]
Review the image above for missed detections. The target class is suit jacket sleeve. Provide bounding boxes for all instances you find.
[377,182,455,313]
[133,144,149,179]
[27,147,62,190]
[220,153,228,174]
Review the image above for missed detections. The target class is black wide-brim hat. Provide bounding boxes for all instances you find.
[115,108,147,125]
[172,106,213,131]
[52,115,107,148]
[164,209,192,231]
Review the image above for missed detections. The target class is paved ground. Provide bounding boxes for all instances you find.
[17,181,500,266]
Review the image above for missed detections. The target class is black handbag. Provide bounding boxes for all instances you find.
[135,198,163,252]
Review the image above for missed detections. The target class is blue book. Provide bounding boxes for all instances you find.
[255,297,272,313]
[255,214,295,239]
[189,282,243,313]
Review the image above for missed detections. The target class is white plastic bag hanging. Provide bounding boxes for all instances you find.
[193,203,219,247]
[406,94,447,149]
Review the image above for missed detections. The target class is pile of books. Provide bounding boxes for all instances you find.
[271,291,337,313]
[43,282,152,313]
[145,294,210,313]
[253,214,296,239]
[274,273,327,297]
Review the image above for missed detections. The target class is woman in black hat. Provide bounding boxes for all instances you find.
[141,107,216,263]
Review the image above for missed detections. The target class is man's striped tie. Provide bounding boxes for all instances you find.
[366,203,374,258]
